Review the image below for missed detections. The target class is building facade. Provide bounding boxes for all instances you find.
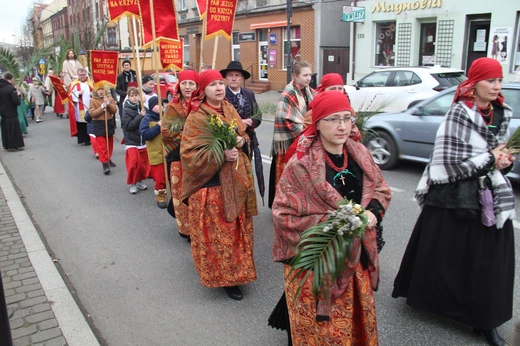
[350,0,520,83]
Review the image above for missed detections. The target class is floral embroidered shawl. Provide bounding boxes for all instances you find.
[180,100,258,222]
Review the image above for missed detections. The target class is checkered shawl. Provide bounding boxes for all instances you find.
[271,81,314,155]
[416,101,515,228]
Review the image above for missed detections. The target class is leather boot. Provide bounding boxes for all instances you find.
[155,189,167,209]
[102,162,110,175]
[474,328,505,346]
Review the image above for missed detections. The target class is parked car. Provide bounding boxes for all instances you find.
[345,66,466,113]
[363,83,520,182]
[152,72,178,102]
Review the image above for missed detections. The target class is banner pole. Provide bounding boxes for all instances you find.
[200,17,206,71]
[131,16,146,111]
[149,0,170,200]
[211,35,219,69]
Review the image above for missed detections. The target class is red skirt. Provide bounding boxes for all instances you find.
[284,263,378,345]
[189,186,257,287]
[170,161,190,236]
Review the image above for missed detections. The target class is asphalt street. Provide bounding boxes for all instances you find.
[0,103,519,345]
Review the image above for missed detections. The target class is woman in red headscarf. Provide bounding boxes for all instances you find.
[392,58,515,346]
[272,91,391,344]
[161,69,199,240]
[180,70,258,301]
[303,73,362,141]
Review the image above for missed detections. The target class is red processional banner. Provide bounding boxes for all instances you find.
[89,50,119,90]
[205,0,237,41]
[106,0,140,23]
[160,39,184,71]
[139,0,179,48]
[196,0,207,19]
[48,75,68,104]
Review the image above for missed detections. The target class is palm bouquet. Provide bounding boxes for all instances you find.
[195,114,238,167]
[288,198,368,300]
[504,127,520,154]
[169,116,186,134]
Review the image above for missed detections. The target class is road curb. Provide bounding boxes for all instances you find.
[0,161,99,346]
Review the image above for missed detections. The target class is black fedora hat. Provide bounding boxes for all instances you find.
[220,61,251,80]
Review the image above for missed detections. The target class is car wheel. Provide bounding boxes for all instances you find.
[167,92,173,103]
[365,131,399,170]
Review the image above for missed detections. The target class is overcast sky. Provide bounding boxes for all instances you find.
[0,0,50,45]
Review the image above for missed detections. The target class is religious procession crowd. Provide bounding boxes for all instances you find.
[1,52,519,345]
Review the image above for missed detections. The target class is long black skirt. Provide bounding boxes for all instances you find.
[76,122,90,145]
[1,117,25,149]
[392,206,515,329]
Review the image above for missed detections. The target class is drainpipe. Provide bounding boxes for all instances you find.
[350,0,357,82]
[286,0,293,84]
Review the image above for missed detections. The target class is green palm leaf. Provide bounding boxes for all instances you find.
[288,199,368,300]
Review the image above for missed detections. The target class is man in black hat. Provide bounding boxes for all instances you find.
[220,61,265,203]
[116,59,137,119]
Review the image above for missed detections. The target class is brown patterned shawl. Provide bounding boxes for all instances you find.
[272,137,391,314]
[161,99,187,154]
[180,100,258,222]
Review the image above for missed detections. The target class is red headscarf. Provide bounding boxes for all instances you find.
[172,69,199,104]
[187,69,223,113]
[285,91,354,161]
[315,73,344,93]
[453,57,504,107]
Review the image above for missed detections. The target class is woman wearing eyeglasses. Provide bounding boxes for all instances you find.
[272,91,391,344]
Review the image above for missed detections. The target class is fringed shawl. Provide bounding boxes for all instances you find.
[416,101,515,228]
[272,138,391,316]
[271,81,314,155]
[180,100,258,222]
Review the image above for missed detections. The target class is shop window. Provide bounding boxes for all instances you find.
[183,35,190,66]
[283,26,301,69]
[232,32,240,62]
[514,13,520,73]
[375,21,396,66]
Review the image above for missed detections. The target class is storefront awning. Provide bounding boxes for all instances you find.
[249,21,288,30]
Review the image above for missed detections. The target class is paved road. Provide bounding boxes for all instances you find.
[1,100,519,345]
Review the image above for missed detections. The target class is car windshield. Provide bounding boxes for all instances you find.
[166,75,177,83]
[431,72,467,89]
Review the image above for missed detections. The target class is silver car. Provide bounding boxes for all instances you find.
[363,83,520,182]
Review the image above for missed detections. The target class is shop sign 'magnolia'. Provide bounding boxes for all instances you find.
[372,0,442,15]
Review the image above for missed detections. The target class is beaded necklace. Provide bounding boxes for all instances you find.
[325,147,348,172]
[478,103,494,127]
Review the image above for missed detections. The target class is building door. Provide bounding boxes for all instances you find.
[466,18,490,72]
[322,48,349,81]
[419,23,436,66]
[259,42,268,80]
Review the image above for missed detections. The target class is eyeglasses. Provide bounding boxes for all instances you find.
[320,116,357,124]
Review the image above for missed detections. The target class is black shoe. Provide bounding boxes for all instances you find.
[85,141,91,146]
[109,160,116,167]
[102,163,110,175]
[474,328,505,346]
[223,286,243,300]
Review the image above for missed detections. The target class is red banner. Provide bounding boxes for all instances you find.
[139,0,179,48]
[89,50,119,90]
[49,75,68,104]
[196,0,207,19]
[160,40,184,71]
[205,0,237,41]
[107,0,140,23]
